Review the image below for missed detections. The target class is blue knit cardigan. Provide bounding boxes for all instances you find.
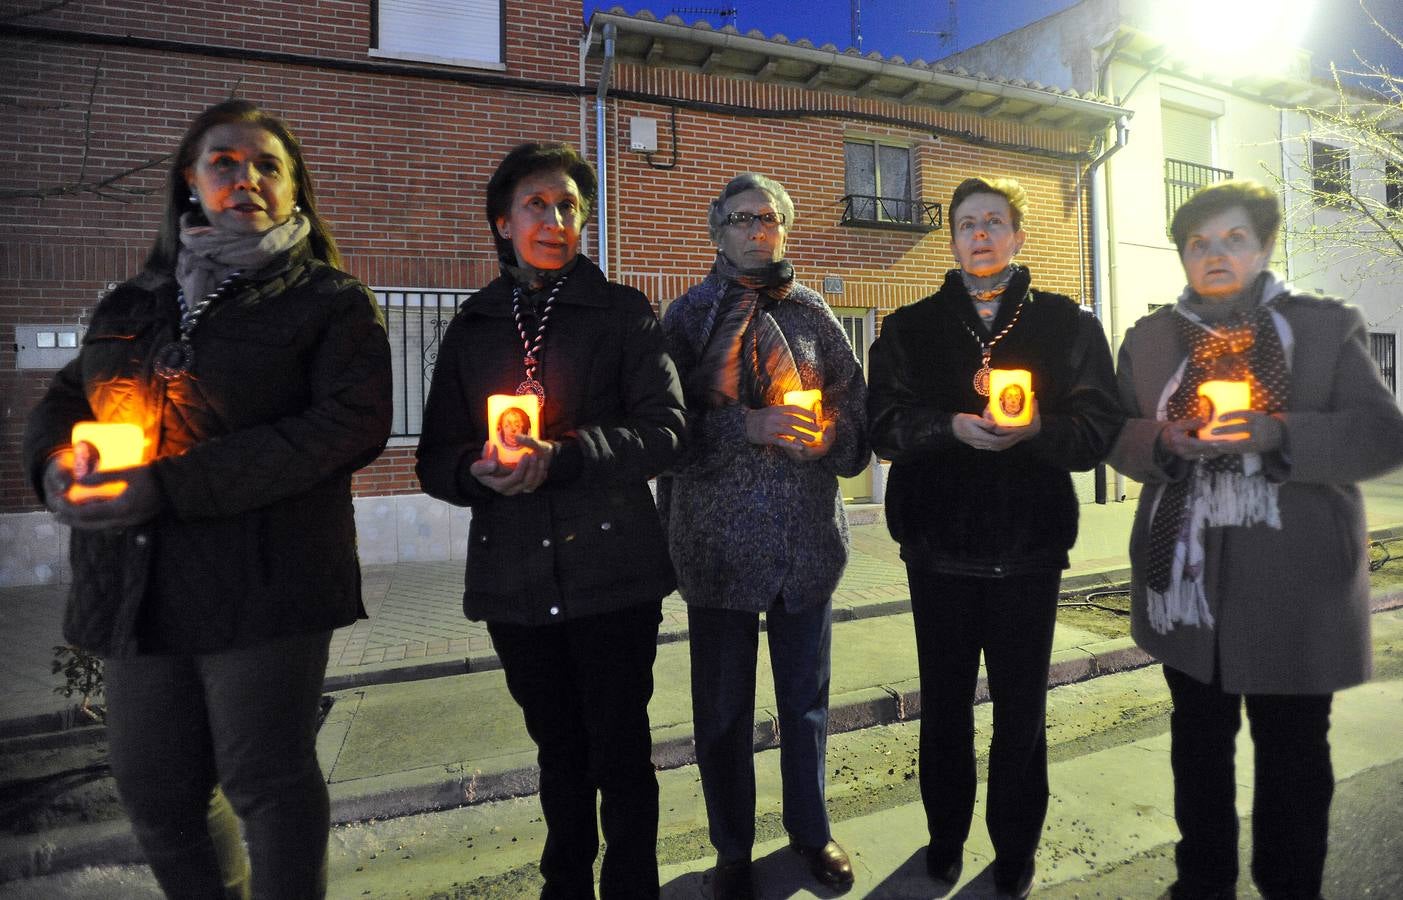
[657,273,869,612]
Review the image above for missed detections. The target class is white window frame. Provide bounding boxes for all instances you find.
[843,136,915,224]
[369,0,507,71]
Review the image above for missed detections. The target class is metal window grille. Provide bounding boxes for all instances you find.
[1311,141,1351,197]
[1371,332,1397,396]
[837,313,867,371]
[1164,158,1234,232]
[375,288,474,437]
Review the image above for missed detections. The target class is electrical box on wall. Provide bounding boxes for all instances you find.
[629,117,658,152]
[15,324,86,369]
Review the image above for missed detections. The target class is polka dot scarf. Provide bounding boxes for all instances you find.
[1144,274,1291,634]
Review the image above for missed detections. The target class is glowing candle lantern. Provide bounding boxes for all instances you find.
[1197,379,1251,441]
[989,369,1034,427]
[488,394,541,466]
[782,389,823,443]
[68,422,144,501]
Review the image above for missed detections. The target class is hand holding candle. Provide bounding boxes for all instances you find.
[988,369,1034,428]
[487,394,542,467]
[782,389,824,444]
[1196,380,1251,441]
[68,422,145,502]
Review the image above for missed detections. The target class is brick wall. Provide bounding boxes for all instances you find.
[1,1,1100,514]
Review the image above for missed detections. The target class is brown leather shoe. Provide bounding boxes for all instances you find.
[790,839,855,887]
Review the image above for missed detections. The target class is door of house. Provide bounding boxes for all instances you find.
[832,306,873,501]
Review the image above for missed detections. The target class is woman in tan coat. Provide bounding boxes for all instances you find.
[1109,179,1403,900]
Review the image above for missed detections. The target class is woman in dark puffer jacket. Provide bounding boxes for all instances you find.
[23,99,392,898]
[867,176,1121,897]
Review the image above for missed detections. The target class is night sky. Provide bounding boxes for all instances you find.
[582,0,1403,91]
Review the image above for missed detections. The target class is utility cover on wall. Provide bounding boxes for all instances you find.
[629,117,658,152]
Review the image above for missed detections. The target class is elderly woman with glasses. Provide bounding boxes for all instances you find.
[658,173,869,899]
[1109,179,1403,900]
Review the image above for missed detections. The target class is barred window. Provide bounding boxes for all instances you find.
[375,288,474,438]
[1371,332,1397,396]
[1311,141,1351,197]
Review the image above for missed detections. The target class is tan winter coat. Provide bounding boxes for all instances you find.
[1109,289,1403,694]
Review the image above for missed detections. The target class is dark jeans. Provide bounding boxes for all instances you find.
[488,601,662,900]
[907,569,1059,882]
[1163,665,1334,900]
[688,600,833,861]
[104,630,333,900]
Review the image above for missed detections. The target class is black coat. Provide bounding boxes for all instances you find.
[415,256,687,626]
[22,243,393,657]
[867,268,1122,576]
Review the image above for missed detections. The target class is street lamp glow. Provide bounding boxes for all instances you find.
[1148,0,1316,77]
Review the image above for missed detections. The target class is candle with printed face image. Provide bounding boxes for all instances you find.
[1197,380,1251,441]
[989,369,1034,427]
[68,422,144,501]
[488,394,541,466]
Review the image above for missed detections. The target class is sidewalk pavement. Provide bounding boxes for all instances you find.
[0,488,1142,732]
[2,476,1402,882]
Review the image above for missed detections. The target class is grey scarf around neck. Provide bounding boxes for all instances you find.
[176,213,312,303]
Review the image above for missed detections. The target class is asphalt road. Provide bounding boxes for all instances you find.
[9,611,1400,899]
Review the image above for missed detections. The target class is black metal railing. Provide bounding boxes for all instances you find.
[1164,158,1234,230]
[840,194,943,231]
[1371,332,1397,396]
[376,290,473,437]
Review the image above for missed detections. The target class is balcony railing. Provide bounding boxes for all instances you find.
[1164,158,1234,229]
[840,195,943,232]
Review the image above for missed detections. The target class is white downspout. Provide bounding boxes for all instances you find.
[595,23,617,278]
[1087,115,1130,502]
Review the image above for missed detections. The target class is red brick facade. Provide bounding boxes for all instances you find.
[1,1,1105,514]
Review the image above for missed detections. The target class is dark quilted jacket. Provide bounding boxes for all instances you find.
[415,256,687,626]
[23,243,393,657]
[867,268,1122,577]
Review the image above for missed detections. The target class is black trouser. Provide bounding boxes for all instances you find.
[907,569,1059,883]
[1163,664,1334,900]
[105,630,333,900]
[488,601,662,900]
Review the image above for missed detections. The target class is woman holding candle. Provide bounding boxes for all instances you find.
[22,99,393,897]
[1108,179,1403,900]
[658,173,868,898]
[867,176,1121,896]
[415,142,686,898]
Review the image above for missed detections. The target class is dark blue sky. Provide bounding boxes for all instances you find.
[584,0,1403,89]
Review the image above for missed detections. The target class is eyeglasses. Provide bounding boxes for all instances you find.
[724,211,786,229]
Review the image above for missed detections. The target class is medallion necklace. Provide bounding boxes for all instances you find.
[153,271,244,381]
[510,273,570,402]
[959,293,1027,397]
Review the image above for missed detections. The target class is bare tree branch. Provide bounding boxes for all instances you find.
[0,153,171,202]
[77,53,103,187]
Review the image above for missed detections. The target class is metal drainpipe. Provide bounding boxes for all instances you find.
[1087,115,1130,502]
[595,24,616,278]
